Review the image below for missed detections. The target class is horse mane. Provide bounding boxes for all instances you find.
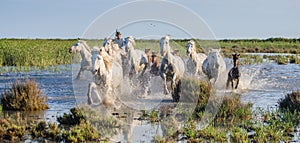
[99,47,113,71]
[79,40,91,53]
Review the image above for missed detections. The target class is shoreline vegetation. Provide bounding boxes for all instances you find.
[0,38,299,70]
[1,78,300,142]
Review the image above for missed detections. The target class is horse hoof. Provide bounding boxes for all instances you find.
[164,90,170,95]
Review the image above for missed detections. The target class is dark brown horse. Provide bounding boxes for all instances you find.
[226,53,241,89]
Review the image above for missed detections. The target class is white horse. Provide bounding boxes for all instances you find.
[87,53,123,109]
[160,35,185,102]
[124,36,149,78]
[185,40,207,76]
[103,37,128,77]
[202,49,226,84]
[69,40,99,79]
[103,37,127,65]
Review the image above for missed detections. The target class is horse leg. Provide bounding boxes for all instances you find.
[163,74,169,95]
[235,78,239,89]
[172,79,181,102]
[76,67,85,79]
[140,74,151,98]
[171,75,177,90]
[87,82,100,105]
[226,77,230,89]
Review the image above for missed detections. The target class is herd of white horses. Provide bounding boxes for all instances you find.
[68,35,239,109]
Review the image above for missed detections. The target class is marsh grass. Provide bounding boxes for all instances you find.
[276,55,289,65]
[278,91,300,112]
[214,94,253,125]
[57,107,84,125]
[1,38,299,72]
[0,39,76,70]
[180,78,212,113]
[1,79,49,111]
[57,106,121,139]
[289,55,300,64]
[0,113,27,142]
[31,121,61,141]
[61,120,100,143]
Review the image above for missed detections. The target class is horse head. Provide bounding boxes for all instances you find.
[207,49,221,64]
[93,55,106,76]
[124,36,135,52]
[103,38,113,52]
[69,41,81,53]
[186,40,196,57]
[232,53,240,67]
[69,40,91,54]
[160,35,171,57]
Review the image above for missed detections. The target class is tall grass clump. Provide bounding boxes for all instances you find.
[275,55,288,65]
[1,79,48,111]
[180,78,212,113]
[0,117,26,141]
[278,91,300,112]
[289,55,300,64]
[214,94,252,125]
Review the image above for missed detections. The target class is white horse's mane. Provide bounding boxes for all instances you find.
[78,40,91,53]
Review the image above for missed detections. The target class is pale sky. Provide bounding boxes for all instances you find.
[0,0,299,39]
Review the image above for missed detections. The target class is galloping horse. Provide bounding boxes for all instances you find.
[103,37,127,65]
[160,35,185,102]
[87,52,123,109]
[226,53,241,89]
[202,49,226,84]
[185,40,207,76]
[69,40,98,79]
[125,36,149,78]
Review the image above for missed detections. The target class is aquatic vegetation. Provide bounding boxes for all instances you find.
[1,79,49,111]
[180,78,211,113]
[57,106,121,139]
[31,120,100,143]
[278,91,300,112]
[152,135,168,143]
[253,55,263,64]
[276,55,289,65]
[138,109,160,123]
[230,126,249,142]
[61,120,100,143]
[57,107,84,125]
[289,55,300,64]
[31,121,61,141]
[240,55,255,65]
[214,94,253,124]
[160,116,179,138]
[0,114,26,142]
[149,109,160,123]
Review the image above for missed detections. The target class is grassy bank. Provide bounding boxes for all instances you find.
[0,38,299,72]
[0,39,76,69]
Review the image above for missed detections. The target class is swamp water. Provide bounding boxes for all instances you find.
[0,57,300,142]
